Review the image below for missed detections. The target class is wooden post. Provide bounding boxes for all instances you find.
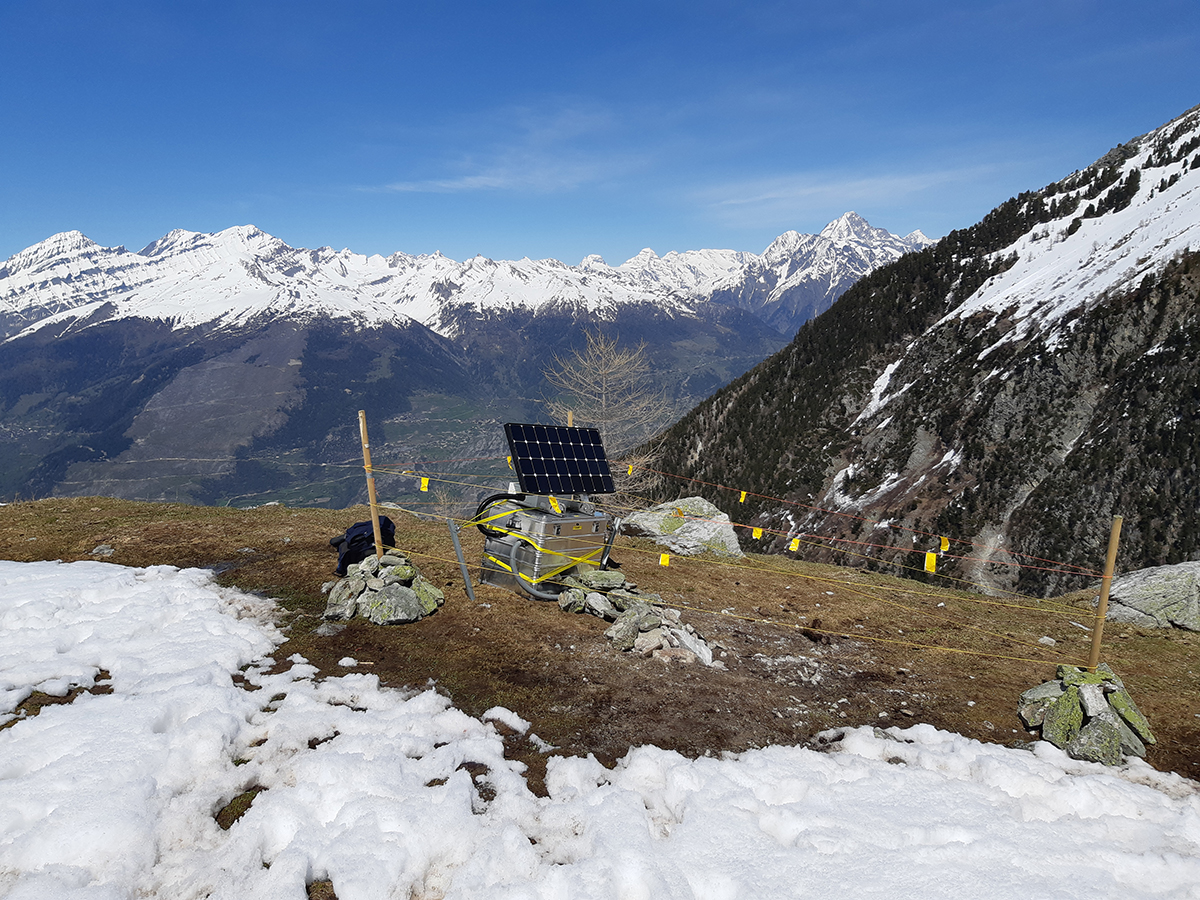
[1087,515,1123,672]
[567,410,574,427]
[358,410,385,560]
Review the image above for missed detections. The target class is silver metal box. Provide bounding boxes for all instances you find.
[479,500,609,597]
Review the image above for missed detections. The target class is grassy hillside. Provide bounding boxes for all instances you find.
[2,497,1196,788]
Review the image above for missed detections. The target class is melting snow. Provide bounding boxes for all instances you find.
[2,560,1198,898]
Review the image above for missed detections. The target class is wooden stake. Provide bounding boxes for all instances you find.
[358,410,385,560]
[567,410,574,427]
[1087,514,1123,672]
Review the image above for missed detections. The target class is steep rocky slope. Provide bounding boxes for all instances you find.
[657,104,1200,596]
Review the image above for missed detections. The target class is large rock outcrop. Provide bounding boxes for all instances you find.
[620,497,743,558]
[1105,561,1200,631]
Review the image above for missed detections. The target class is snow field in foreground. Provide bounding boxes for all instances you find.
[1,560,1198,899]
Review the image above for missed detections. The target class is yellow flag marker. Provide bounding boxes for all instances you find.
[739,490,747,503]
[420,477,429,492]
[628,464,634,475]
[549,496,562,514]
[752,527,763,539]
[940,536,950,552]
[789,538,800,552]
[925,551,937,573]
[659,553,670,567]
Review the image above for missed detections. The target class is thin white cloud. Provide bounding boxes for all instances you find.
[699,164,1000,227]
[366,105,644,195]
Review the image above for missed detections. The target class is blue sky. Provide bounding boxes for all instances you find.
[2,1,1198,265]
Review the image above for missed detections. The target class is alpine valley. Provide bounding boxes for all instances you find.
[657,103,1200,597]
[0,213,928,507]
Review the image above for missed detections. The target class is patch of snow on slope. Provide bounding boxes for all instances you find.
[3,560,1198,898]
[943,120,1200,356]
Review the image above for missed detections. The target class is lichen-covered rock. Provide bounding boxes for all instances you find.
[620,497,743,558]
[412,576,444,615]
[360,584,424,625]
[382,565,416,586]
[558,588,587,613]
[572,570,626,591]
[1115,714,1148,758]
[1105,560,1200,631]
[585,592,618,620]
[1107,687,1156,744]
[605,612,642,651]
[323,576,364,620]
[1018,698,1056,729]
[1018,664,1153,764]
[1019,681,1066,705]
[1040,685,1084,748]
[357,555,381,576]
[607,588,644,611]
[1058,665,1116,687]
[1096,662,1126,689]
[379,553,408,567]
[1066,708,1124,765]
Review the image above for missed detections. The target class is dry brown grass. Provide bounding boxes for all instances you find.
[2,496,1197,790]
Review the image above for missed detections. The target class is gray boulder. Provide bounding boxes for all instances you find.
[411,576,445,615]
[604,612,642,651]
[323,576,366,620]
[558,588,587,613]
[620,497,743,558]
[1066,708,1124,766]
[585,592,619,620]
[1105,561,1200,631]
[360,584,424,625]
[1041,686,1084,748]
[571,570,626,591]
[665,625,714,666]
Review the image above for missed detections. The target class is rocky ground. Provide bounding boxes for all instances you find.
[3,498,1197,794]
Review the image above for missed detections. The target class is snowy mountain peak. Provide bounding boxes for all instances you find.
[139,229,204,257]
[0,212,929,340]
[1,230,104,274]
[819,211,876,243]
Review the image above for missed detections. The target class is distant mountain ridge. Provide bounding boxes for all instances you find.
[0,214,928,505]
[655,102,1200,596]
[0,212,930,342]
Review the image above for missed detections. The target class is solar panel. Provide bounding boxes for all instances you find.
[504,423,616,495]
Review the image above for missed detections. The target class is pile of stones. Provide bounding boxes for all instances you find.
[555,569,720,666]
[321,552,445,625]
[1018,664,1155,765]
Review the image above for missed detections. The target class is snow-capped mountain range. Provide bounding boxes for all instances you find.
[0,213,930,341]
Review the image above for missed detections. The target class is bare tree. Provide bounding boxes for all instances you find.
[542,331,672,496]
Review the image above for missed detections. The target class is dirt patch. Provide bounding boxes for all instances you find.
[2,497,1197,787]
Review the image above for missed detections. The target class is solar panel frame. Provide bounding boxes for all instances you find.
[504,423,615,495]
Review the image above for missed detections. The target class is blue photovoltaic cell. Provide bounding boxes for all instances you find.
[504,423,615,494]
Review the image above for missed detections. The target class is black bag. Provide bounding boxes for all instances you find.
[331,516,396,575]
